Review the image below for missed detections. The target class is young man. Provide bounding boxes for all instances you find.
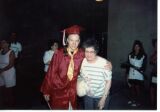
[41,25,85,109]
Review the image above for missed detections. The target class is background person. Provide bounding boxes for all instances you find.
[9,32,22,59]
[0,39,16,108]
[43,39,59,73]
[149,38,157,108]
[126,40,147,107]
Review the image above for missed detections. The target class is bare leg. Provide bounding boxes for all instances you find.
[4,87,15,109]
[0,86,5,108]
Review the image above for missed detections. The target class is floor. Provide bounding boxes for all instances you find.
[0,60,157,110]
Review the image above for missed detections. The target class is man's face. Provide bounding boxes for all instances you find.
[67,34,80,51]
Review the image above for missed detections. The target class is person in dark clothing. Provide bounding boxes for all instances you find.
[149,38,157,109]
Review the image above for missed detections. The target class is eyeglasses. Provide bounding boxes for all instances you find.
[85,50,96,54]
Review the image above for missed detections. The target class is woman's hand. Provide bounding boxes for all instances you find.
[98,97,106,110]
[47,61,51,65]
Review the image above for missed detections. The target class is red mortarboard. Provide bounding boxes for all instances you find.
[62,25,84,46]
[65,25,83,35]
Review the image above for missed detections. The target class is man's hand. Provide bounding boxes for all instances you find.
[105,61,112,71]
[44,94,50,101]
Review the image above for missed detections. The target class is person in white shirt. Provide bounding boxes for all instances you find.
[9,32,22,59]
[126,40,147,107]
[43,39,59,73]
[79,38,112,110]
[0,39,16,108]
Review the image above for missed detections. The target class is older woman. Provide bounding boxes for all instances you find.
[80,38,112,110]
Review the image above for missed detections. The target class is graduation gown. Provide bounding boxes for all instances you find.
[41,48,84,109]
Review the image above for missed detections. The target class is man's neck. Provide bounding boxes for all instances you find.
[67,48,78,56]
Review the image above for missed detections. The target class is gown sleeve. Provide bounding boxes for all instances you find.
[40,50,60,95]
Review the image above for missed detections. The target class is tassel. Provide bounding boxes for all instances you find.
[62,30,66,46]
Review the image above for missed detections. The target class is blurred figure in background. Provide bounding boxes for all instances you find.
[126,40,147,107]
[0,39,16,109]
[0,40,2,52]
[149,38,157,109]
[9,32,22,59]
[43,39,59,73]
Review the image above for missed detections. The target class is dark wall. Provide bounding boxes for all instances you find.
[0,0,109,62]
[108,0,157,83]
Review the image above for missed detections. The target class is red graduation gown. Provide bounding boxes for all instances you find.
[41,48,84,109]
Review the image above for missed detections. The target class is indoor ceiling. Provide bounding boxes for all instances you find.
[2,0,108,33]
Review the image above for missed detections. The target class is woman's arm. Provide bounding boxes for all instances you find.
[98,79,112,109]
[0,51,15,73]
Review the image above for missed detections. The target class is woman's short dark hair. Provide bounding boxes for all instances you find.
[47,39,59,50]
[82,38,99,54]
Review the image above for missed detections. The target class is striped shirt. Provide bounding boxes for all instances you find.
[80,56,112,98]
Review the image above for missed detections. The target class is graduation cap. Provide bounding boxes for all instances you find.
[62,25,84,46]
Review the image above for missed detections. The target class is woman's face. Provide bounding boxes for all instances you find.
[51,43,58,51]
[67,34,80,51]
[85,47,97,62]
[0,40,9,49]
[134,44,140,53]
